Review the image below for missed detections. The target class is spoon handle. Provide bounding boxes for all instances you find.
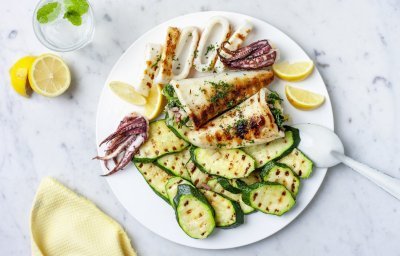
[332,151,400,200]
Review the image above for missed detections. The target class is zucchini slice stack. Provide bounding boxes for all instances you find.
[132,120,314,239]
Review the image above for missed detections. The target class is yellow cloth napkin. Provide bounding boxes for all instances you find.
[30,177,136,256]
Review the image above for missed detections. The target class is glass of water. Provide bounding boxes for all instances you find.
[33,0,95,52]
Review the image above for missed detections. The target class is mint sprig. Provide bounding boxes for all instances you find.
[37,2,61,24]
[63,10,82,26]
[36,0,89,26]
[64,0,89,15]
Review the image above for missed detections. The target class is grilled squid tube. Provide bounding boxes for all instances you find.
[214,21,253,73]
[193,16,231,72]
[136,44,163,97]
[172,27,200,80]
[155,27,181,84]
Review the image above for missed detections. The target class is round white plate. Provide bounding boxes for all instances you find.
[96,11,334,249]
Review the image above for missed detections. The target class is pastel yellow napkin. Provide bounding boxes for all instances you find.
[30,177,136,256]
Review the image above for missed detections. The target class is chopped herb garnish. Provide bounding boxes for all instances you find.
[178,116,190,128]
[162,84,175,99]
[267,91,283,104]
[152,54,161,68]
[222,124,233,135]
[166,98,182,109]
[194,49,199,59]
[205,44,215,56]
[270,108,286,129]
[206,80,232,103]
[267,90,286,129]
[234,118,249,139]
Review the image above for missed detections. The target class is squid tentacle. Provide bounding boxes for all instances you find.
[218,39,277,70]
[94,113,149,176]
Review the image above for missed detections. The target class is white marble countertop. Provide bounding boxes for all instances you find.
[1,0,400,255]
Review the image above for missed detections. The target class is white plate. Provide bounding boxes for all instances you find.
[96,11,334,249]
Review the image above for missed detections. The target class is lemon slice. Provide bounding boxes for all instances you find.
[273,61,314,81]
[9,56,36,97]
[109,81,147,105]
[144,84,166,120]
[285,85,325,110]
[28,54,71,97]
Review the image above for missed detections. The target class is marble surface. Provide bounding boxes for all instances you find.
[1,0,400,255]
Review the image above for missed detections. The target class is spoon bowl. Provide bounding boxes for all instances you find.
[292,124,344,168]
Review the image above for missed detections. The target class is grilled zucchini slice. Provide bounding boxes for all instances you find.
[191,147,256,179]
[278,148,313,178]
[174,184,215,239]
[156,148,191,180]
[200,189,244,228]
[207,178,255,214]
[165,177,193,206]
[134,162,173,203]
[186,160,212,188]
[261,162,300,196]
[243,126,300,168]
[134,120,189,162]
[242,182,295,216]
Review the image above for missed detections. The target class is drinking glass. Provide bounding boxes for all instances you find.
[33,0,95,52]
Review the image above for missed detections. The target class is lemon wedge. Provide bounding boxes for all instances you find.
[109,81,147,105]
[285,85,325,110]
[9,56,36,97]
[273,61,314,81]
[28,54,71,97]
[144,84,166,120]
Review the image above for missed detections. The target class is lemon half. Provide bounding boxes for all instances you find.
[273,61,314,82]
[285,85,325,110]
[9,56,36,97]
[28,54,71,97]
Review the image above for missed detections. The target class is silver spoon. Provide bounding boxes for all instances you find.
[292,124,400,200]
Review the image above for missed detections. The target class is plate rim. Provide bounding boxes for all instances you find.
[95,10,334,249]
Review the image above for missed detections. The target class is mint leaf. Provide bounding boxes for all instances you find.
[64,0,89,15]
[37,2,61,24]
[63,10,82,26]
